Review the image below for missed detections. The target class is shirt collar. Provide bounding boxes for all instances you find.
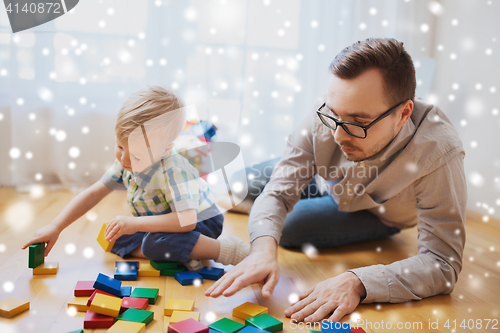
[132,150,172,189]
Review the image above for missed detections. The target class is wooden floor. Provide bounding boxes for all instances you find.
[0,187,499,333]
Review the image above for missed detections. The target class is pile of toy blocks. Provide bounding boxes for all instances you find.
[68,268,158,332]
[166,301,284,333]
[29,242,58,275]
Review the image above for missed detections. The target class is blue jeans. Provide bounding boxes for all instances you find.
[234,158,401,249]
[111,205,223,263]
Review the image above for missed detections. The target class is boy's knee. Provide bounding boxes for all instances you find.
[141,233,175,261]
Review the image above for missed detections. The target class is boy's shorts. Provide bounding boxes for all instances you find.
[111,204,223,263]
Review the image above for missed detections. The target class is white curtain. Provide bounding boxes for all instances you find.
[0,1,468,194]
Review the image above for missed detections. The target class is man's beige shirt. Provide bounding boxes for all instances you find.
[248,98,467,303]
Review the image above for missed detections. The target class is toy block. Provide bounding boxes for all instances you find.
[75,280,95,297]
[349,328,366,333]
[120,286,132,297]
[233,302,268,320]
[161,265,187,276]
[89,293,123,317]
[164,298,195,316]
[121,297,149,311]
[238,327,271,333]
[198,266,224,280]
[67,296,90,312]
[97,222,115,252]
[32,261,59,275]
[168,318,209,333]
[68,330,84,333]
[94,273,122,297]
[115,261,139,281]
[150,260,178,270]
[174,271,203,286]
[130,287,159,305]
[309,331,320,333]
[0,297,29,318]
[320,321,350,332]
[138,262,160,277]
[117,308,154,325]
[169,310,200,323]
[28,243,45,268]
[107,320,146,333]
[209,317,245,333]
[87,289,118,307]
[245,314,283,333]
[84,310,115,329]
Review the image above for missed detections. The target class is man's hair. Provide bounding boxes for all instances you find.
[329,38,416,106]
[115,85,185,147]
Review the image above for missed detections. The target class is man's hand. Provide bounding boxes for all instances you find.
[284,272,366,323]
[105,215,138,243]
[21,223,61,256]
[205,236,279,299]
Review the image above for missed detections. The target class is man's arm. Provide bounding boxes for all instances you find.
[347,152,467,303]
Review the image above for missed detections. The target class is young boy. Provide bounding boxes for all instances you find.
[22,86,250,269]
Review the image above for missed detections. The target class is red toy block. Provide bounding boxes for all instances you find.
[87,289,118,307]
[74,281,95,297]
[168,318,209,333]
[350,328,366,333]
[121,297,149,311]
[83,310,115,329]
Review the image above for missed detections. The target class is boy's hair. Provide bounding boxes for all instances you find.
[329,37,416,106]
[115,85,186,150]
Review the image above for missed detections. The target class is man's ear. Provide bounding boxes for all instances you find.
[397,100,413,128]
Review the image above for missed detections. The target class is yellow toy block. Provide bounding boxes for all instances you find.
[89,292,122,317]
[138,263,160,277]
[0,297,30,318]
[97,222,115,252]
[232,302,268,320]
[164,298,195,316]
[169,310,200,323]
[32,261,59,275]
[107,320,146,333]
[67,296,89,312]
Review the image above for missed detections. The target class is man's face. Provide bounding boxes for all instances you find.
[326,68,411,162]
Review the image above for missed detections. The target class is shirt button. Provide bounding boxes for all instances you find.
[343,201,348,205]
[359,162,365,167]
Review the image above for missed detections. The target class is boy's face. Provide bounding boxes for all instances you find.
[115,134,174,173]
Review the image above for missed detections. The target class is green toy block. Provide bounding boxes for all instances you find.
[209,317,246,333]
[160,265,187,276]
[245,314,283,333]
[117,308,154,325]
[150,260,178,270]
[67,330,84,333]
[130,288,159,305]
[29,243,45,268]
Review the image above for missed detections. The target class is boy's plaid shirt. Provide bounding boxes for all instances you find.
[100,150,215,217]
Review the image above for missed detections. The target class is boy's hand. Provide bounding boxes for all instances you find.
[21,224,61,256]
[105,215,138,243]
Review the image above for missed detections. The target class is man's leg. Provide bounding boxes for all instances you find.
[279,195,400,249]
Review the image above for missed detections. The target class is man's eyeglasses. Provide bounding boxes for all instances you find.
[316,100,406,139]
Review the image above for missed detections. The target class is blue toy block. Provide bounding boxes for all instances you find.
[198,266,224,280]
[114,261,139,280]
[119,286,132,297]
[238,326,272,333]
[93,273,122,297]
[320,321,350,332]
[174,271,203,286]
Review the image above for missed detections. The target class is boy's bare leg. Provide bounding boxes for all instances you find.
[189,235,220,260]
[130,244,147,259]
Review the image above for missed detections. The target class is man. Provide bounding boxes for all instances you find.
[205,38,467,323]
